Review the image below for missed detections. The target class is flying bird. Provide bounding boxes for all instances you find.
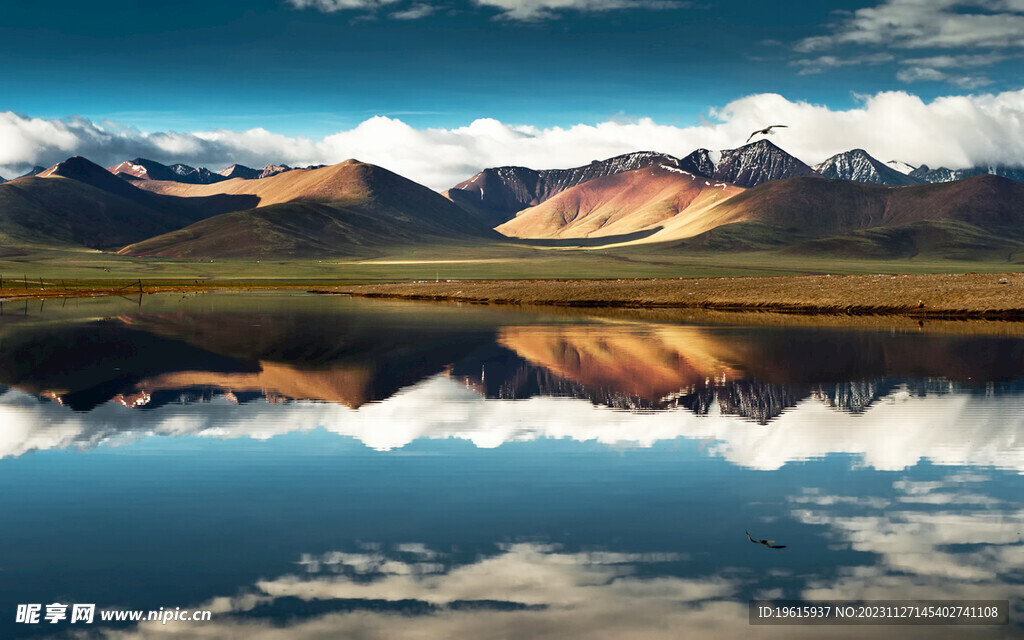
[746,531,786,549]
[746,125,788,144]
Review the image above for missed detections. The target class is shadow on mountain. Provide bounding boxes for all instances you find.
[508,226,663,247]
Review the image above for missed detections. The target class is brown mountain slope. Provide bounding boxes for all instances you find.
[496,165,743,240]
[0,157,256,249]
[682,174,1024,236]
[120,160,501,258]
[443,151,701,227]
[128,159,401,207]
[38,156,258,219]
[666,174,1024,258]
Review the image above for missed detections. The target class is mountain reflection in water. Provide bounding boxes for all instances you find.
[3,293,1024,423]
[1,293,1023,639]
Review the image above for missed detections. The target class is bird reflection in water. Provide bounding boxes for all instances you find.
[746,531,786,549]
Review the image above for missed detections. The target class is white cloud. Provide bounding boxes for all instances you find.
[4,89,1024,188]
[390,2,437,18]
[896,66,993,88]
[94,543,764,640]
[797,0,1024,51]
[285,0,689,20]
[789,53,895,75]
[87,537,1023,639]
[471,0,689,20]
[794,480,1024,602]
[4,374,1024,471]
[900,53,1012,68]
[287,0,400,12]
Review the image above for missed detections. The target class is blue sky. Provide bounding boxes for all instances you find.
[2,0,1024,186]
[1,0,1019,135]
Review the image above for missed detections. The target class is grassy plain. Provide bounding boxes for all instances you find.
[2,241,1023,286]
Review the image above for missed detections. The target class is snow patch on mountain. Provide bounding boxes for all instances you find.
[885,160,916,175]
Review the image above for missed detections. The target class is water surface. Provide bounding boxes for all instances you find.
[1,293,1022,638]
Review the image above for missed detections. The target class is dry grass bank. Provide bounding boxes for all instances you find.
[333,273,1024,318]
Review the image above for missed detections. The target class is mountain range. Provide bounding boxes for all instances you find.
[0,157,257,249]
[909,164,1024,184]
[447,141,1024,228]
[2,140,1024,260]
[442,150,695,227]
[495,164,743,241]
[109,158,228,185]
[118,159,499,258]
[106,157,328,186]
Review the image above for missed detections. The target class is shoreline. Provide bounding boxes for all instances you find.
[331,273,1024,319]
[0,280,337,302]
[3,273,1024,320]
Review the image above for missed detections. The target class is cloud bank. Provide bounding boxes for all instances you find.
[4,89,1024,189]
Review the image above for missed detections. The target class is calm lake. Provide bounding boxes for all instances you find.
[1,292,1022,639]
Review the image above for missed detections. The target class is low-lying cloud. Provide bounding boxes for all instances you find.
[4,89,1024,189]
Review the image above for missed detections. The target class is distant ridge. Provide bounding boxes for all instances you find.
[109,158,228,185]
[260,164,292,179]
[814,149,923,186]
[910,164,1024,184]
[0,157,255,248]
[219,164,262,180]
[18,166,46,179]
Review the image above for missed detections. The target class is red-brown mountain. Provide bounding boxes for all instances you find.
[120,160,501,259]
[446,142,820,226]
[443,151,709,226]
[497,165,742,240]
[674,174,1024,258]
